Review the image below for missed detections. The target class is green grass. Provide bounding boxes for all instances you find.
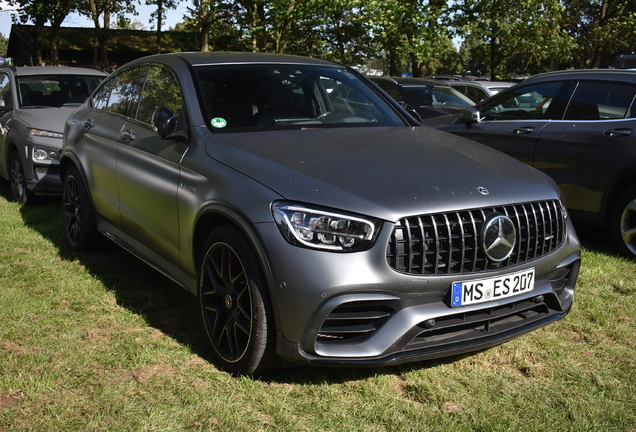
[1,182,635,431]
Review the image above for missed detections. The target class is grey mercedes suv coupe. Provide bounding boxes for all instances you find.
[60,52,580,375]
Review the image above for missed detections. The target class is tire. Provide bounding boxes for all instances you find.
[611,186,636,258]
[8,151,33,204]
[198,225,279,375]
[62,166,101,251]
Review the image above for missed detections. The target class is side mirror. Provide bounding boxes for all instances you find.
[460,106,481,124]
[400,102,423,123]
[152,106,177,138]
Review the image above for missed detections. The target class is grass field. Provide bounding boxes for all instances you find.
[1,181,635,431]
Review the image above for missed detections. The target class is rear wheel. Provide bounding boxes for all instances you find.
[62,166,101,250]
[611,186,636,258]
[9,151,33,204]
[198,225,278,375]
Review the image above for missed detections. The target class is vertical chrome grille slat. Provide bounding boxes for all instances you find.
[387,200,566,275]
[457,212,466,274]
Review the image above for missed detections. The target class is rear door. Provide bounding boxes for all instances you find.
[444,80,568,165]
[535,80,636,213]
[75,68,147,225]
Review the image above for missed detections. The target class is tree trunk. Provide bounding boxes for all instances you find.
[275,0,296,54]
[32,18,46,66]
[100,8,111,70]
[200,0,211,51]
[156,0,164,53]
[49,0,73,66]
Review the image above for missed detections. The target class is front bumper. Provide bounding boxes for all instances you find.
[257,215,580,366]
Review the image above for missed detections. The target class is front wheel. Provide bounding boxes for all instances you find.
[198,225,278,375]
[611,186,636,258]
[9,151,33,204]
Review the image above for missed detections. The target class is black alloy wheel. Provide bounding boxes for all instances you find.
[9,151,31,204]
[198,225,277,375]
[62,166,100,250]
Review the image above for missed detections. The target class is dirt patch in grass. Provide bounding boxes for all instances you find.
[0,391,25,412]
[1,341,40,356]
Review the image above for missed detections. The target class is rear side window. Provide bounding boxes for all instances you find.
[563,82,636,120]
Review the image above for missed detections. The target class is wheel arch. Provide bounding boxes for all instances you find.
[2,132,23,180]
[192,205,282,330]
[602,169,636,224]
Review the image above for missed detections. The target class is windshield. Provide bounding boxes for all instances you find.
[18,74,105,108]
[194,64,405,132]
[402,85,475,107]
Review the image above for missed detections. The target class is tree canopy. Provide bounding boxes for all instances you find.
[5,0,636,76]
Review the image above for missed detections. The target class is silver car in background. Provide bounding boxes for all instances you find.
[0,66,107,203]
[60,52,580,375]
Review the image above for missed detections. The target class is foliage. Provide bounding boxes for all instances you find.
[452,0,576,79]
[8,0,636,75]
[0,33,7,58]
[563,0,636,69]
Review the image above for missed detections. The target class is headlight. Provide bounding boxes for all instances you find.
[28,128,64,139]
[272,201,380,252]
[32,148,60,162]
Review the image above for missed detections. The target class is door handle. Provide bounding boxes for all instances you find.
[83,119,95,129]
[604,128,632,137]
[512,126,535,134]
[121,129,136,142]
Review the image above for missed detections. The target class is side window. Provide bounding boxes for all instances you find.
[0,73,11,107]
[136,66,183,125]
[92,67,146,116]
[563,82,636,120]
[465,86,488,103]
[480,81,564,121]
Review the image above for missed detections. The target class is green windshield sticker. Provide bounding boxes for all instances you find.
[211,118,227,128]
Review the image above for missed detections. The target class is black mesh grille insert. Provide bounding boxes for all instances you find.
[386,200,566,275]
[317,301,396,344]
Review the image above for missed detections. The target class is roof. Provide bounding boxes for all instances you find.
[370,76,450,86]
[529,69,636,83]
[127,51,341,68]
[0,65,108,77]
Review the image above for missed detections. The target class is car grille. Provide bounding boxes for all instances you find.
[386,200,566,275]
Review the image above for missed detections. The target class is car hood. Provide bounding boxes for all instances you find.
[205,126,559,222]
[15,107,78,133]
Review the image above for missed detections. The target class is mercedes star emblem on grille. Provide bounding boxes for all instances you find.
[481,214,517,262]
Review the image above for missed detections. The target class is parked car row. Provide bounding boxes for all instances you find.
[1,55,582,376]
[446,80,516,102]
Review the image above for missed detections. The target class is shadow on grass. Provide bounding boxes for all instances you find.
[5,176,625,383]
[572,221,624,257]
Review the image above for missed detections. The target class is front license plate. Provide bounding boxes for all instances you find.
[451,268,535,307]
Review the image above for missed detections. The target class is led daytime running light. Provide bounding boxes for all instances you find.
[272,202,378,252]
[28,128,64,139]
